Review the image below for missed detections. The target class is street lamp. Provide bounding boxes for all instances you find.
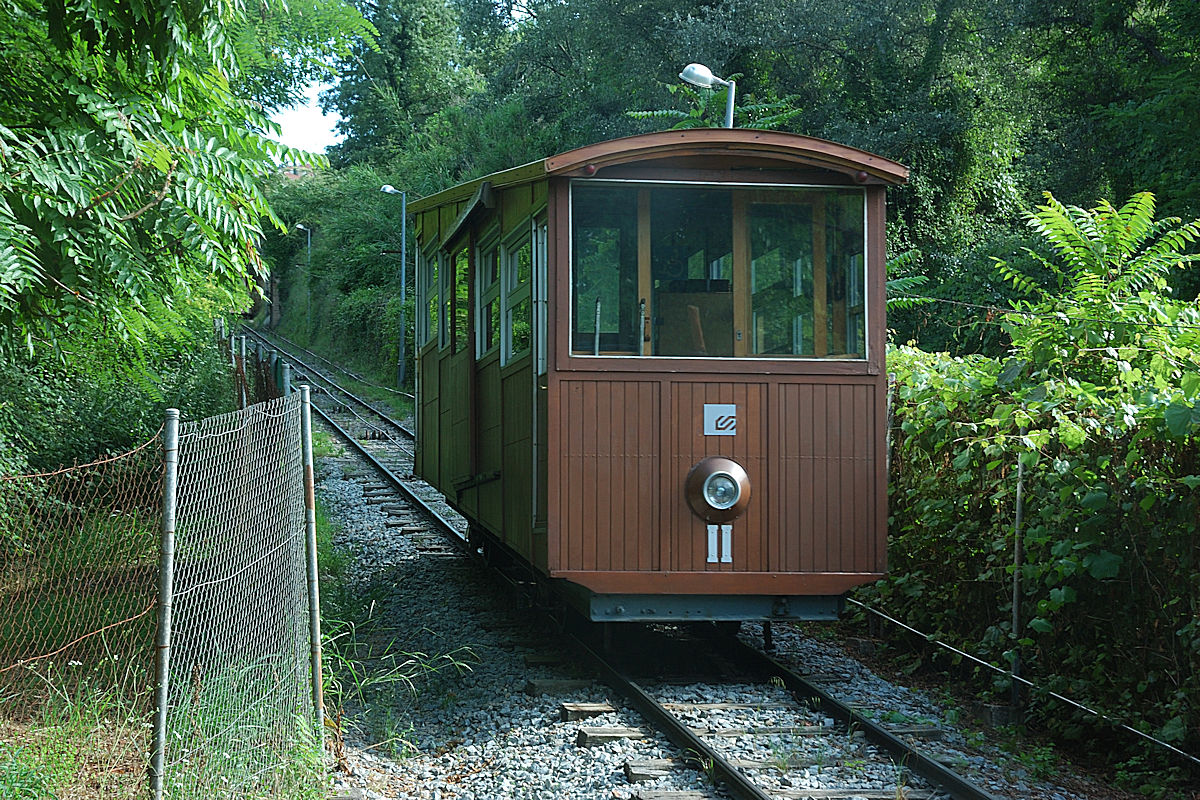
[380,185,408,389]
[679,62,737,129]
[295,223,312,335]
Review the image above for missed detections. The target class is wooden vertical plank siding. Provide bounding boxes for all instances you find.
[409,130,906,606]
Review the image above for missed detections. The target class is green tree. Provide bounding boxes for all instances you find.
[995,191,1200,429]
[0,0,368,357]
[322,0,480,165]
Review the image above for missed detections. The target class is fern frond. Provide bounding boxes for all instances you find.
[993,255,1045,298]
[1110,191,1158,259]
[1026,193,1101,278]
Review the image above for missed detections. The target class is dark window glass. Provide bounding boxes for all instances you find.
[570,182,865,359]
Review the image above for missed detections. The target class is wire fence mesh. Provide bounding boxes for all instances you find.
[1,377,322,799]
[0,437,163,798]
[222,334,283,410]
[159,391,320,799]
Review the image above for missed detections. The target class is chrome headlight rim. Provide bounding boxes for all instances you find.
[685,456,751,522]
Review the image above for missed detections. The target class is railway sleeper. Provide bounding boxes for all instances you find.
[631,785,932,800]
[576,724,832,746]
[561,700,805,721]
[624,757,927,781]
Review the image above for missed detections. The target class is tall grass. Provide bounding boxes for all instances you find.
[0,679,149,800]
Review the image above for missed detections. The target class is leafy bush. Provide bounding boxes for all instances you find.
[866,193,1200,791]
[0,305,237,473]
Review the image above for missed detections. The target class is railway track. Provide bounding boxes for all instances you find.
[243,327,1009,800]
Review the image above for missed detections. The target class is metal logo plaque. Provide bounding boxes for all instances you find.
[703,404,737,436]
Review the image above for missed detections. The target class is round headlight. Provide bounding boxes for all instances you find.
[703,472,740,509]
[684,456,751,522]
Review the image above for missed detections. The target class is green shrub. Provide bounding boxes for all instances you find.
[866,193,1200,792]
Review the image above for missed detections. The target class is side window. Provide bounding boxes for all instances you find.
[417,247,439,346]
[442,245,469,352]
[477,235,501,357]
[534,216,548,375]
[503,227,533,364]
[439,250,452,350]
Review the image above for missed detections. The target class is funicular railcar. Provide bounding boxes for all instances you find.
[408,129,908,622]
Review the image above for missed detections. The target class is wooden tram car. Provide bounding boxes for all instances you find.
[408,129,908,622]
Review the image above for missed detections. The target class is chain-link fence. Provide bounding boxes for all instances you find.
[152,390,322,800]
[221,333,286,410]
[2,384,323,799]
[0,439,163,799]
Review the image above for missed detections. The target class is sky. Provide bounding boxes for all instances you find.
[269,83,344,155]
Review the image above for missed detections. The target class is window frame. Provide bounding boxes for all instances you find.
[416,245,440,348]
[476,229,502,358]
[501,221,534,366]
[566,178,870,363]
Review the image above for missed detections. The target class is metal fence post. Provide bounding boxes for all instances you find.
[282,361,292,396]
[239,335,248,409]
[299,386,325,748]
[1011,430,1026,714]
[150,409,181,800]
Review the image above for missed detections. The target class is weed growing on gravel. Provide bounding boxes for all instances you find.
[320,618,479,765]
[683,749,718,785]
[311,430,346,459]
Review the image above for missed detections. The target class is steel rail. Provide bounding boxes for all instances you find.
[570,636,777,800]
[726,637,1005,800]
[307,398,466,551]
[243,327,415,399]
[239,328,414,439]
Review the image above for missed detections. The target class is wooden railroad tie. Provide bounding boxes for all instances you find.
[524,653,566,667]
[883,724,944,740]
[561,700,803,722]
[627,757,813,781]
[632,788,931,800]
[577,724,833,746]
[628,762,936,791]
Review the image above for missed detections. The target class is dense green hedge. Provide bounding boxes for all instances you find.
[866,343,1199,787]
[862,194,1200,791]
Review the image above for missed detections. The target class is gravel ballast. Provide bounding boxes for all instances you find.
[315,447,1130,800]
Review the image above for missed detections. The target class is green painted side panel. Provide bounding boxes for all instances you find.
[416,343,439,484]
[438,349,472,515]
[502,359,534,559]
[476,352,504,534]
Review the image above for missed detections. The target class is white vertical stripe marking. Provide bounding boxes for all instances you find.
[721,524,733,563]
[707,524,718,563]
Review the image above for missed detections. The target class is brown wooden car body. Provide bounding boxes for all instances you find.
[410,129,907,621]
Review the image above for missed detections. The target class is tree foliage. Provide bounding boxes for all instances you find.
[0,0,368,357]
[872,193,1200,791]
[321,0,480,165]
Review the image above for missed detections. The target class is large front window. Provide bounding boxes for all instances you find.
[571,183,866,359]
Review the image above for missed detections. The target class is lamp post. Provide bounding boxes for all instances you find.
[295,223,312,335]
[380,185,408,389]
[679,62,737,129]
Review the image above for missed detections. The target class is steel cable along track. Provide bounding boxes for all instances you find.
[239,328,413,442]
[242,327,413,401]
